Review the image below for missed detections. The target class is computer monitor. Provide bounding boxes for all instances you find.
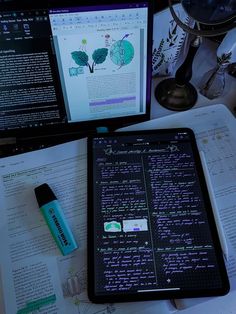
[0,0,153,138]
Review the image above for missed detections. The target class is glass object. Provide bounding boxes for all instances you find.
[228,62,236,78]
[182,0,236,25]
[199,53,231,99]
[199,63,227,99]
[168,0,236,37]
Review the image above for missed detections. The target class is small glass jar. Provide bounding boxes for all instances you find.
[199,62,228,99]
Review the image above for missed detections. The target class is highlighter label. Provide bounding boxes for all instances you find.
[51,212,69,246]
[40,200,77,255]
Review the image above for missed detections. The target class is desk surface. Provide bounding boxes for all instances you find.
[0,25,236,314]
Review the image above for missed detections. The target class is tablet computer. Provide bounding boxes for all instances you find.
[87,128,229,303]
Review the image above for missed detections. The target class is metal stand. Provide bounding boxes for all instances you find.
[155,36,201,111]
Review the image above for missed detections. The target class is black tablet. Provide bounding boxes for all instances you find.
[87,128,229,303]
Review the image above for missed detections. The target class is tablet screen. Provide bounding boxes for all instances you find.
[88,128,229,302]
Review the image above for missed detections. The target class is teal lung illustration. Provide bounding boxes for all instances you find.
[104,221,121,232]
[110,39,134,67]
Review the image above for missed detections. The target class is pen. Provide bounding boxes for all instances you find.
[199,151,229,261]
[34,183,78,256]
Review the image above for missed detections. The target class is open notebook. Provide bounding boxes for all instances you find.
[0,0,153,156]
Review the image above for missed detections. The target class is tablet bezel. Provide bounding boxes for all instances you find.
[87,128,230,303]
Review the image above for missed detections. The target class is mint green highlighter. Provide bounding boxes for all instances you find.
[34,183,78,255]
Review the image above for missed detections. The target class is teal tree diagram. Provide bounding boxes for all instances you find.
[71,48,108,73]
[110,34,134,68]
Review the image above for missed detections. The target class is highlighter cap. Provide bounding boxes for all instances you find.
[34,183,57,208]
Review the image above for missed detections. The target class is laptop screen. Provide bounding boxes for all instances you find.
[0,0,152,134]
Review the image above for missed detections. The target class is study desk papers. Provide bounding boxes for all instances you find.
[0,138,173,314]
[121,103,236,310]
[0,103,235,314]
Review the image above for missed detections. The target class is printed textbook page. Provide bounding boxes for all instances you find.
[0,138,173,314]
[121,103,236,311]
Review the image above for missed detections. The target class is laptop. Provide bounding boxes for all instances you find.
[0,0,153,157]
